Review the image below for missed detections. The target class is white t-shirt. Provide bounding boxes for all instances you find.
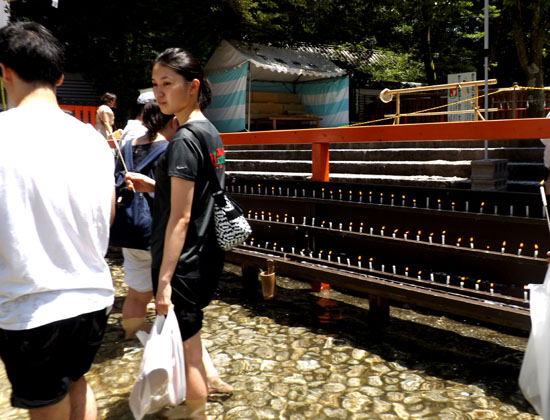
[120,119,147,147]
[0,103,115,330]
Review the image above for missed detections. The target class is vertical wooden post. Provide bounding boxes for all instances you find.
[394,93,401,125]
[311,143,330,182]
[311,142,330,292]
[474,85,479,121]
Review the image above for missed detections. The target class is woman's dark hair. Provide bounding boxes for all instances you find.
[100,92,117,105]
[0,21,64,85]
[153,48,212,111]
[142,100,173,140]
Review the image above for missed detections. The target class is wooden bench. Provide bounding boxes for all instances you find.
[252,114,322,130]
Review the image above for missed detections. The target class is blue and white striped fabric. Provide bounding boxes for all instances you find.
[204,63,248,133]
[296,76,349,127]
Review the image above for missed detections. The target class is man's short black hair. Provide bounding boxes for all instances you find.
[0,21,64,86]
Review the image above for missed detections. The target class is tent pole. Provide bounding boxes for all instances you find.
[247,63,251,131]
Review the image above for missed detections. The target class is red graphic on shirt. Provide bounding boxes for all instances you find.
[210,147,226,170]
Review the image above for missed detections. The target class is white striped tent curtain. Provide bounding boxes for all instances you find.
[204,63,248,133]
[296,76,349,127]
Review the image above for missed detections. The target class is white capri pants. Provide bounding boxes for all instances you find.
[122,248,153,292]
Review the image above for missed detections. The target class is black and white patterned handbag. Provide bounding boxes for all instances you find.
[212,190,252,250]
[186,125,252,251]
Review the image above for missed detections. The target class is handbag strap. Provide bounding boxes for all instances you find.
[181,124,223,195]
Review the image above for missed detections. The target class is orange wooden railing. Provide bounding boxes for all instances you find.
[59,105,98,126]
[220,118,550,182]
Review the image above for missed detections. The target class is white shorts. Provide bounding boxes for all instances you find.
[122,248,153,292]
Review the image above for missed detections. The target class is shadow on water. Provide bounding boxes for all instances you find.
[215,265,532,412]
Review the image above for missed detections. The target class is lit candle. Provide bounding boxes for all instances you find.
[456,237,462,247]
[300,248,305,256]
[534,244,539,258]
[349,222,353,232]
[380,192,384,204]
[330,190,333,199]
[524,285,529,301]
[460,277,465,288]
[393,229,398,239]
[248,210,252,219]
[339,189,342,200]
[273,242,277,250]
[276,214,279,222]
[319,250,323,259]
[250,238,254,246]
[349,190,353,201]
[402,195,406,206]
[254,212,258,220]
[470,237,474,249]
[404,231,409,240]
[451,202,455,211]
[257,183,261,194]
[271,187,275,195]
[413,199,417,208]
[268,212,272,221]
[369,191,372,203]
[284,213,288,223]
[501,241,506,254]
[322,188,325,199]
[391,194,395,206]
[490,283,494,295]
[360,222,364,233]
[480,202,484,213]
[486,245,490,253]
[416,230,421,241]
[429,233,433,244]
[517,242,524,256]
[359,191,363,202]
[261,211,265,220]
[405,267,409,277]
[418,270,422,280]
[475,279,480,291]
[437,199,441,210]
[441,231,446,245]
[369,257,373,269]
[381,226,385,236]
[328,251,332,262]
[358,256,362,268]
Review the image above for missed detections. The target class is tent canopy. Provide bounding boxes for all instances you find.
[204,40,349,132]
[204,40,346,83]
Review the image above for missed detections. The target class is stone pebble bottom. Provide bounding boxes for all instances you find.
[0,251,541,419]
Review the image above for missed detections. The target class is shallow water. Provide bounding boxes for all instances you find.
[0,249,541,419]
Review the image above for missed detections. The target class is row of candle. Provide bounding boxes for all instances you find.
[242,238,526,300]
[232,184,542,218]
[246,210,541,258]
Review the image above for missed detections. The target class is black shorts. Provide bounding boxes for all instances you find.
[152,263,222,342]
[0,307,110,409]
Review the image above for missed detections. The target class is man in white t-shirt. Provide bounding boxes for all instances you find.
[0,21,116,420]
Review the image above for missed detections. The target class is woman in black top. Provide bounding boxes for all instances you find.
[126,48,225,419]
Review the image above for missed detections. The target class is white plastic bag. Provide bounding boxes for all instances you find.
[519,266,550,419]
[129,307,186,420]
